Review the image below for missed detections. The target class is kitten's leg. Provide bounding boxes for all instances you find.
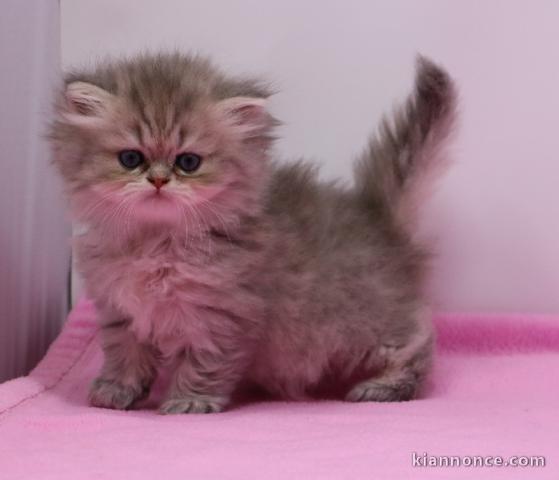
[89,311,158,410]
[159,313,250,415]
[159,347,248,414]
[346,321,433,402]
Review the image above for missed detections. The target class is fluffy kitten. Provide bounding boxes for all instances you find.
[49,52,455,414]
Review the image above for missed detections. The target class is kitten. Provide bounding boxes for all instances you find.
[49,52,456,414]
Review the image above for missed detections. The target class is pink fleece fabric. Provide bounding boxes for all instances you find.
[0,301,558,479]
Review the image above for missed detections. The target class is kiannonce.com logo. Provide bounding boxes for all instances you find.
[412,452,546,468]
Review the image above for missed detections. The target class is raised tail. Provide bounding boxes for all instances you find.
[354,55,457,231]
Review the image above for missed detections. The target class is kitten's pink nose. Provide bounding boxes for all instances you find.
[148,177,170,190]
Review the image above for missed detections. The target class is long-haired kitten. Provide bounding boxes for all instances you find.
[49,52,455,414]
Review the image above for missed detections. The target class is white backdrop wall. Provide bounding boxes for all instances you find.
[1,0,69,381]
[61,0,559,314]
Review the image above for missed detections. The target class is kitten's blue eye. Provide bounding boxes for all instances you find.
[175,153,202,174]
[118,150,144,170]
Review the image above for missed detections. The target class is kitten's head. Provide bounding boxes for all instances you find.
[49,52,276,235]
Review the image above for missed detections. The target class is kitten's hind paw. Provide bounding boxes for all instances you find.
[159,395,227,415]
[89,377,146,410]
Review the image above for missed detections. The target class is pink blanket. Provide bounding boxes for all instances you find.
[1,301,558,479]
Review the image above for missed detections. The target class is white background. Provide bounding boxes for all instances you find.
[61,0,559,314]
[0,0,69,381]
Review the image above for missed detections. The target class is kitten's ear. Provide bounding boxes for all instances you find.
[215,97,276,138]
[62,82,115,125]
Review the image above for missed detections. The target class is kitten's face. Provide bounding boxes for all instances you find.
[51,80,274,235]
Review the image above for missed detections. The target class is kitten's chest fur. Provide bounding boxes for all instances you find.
[77,231,248,354]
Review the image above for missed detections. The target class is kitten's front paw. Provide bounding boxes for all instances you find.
[159,395,227,415]
[345,378,417,402]
[89,377,146,410]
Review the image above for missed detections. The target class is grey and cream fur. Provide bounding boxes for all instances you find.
[49,52,456,413]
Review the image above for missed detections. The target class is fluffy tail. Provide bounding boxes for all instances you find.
[354,56,457,231]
